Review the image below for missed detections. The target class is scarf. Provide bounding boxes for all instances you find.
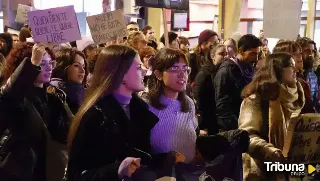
[268,82,305,152]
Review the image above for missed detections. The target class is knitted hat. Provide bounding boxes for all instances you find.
[198,30,218,45]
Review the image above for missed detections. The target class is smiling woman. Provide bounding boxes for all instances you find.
[50,47,88,113]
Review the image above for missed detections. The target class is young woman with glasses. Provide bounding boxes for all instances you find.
[145,48,197,164]
[0,43,72,181]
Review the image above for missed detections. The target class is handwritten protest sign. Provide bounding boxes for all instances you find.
[16,4,34,24]
[284,114,320,164]
[28,5,81,44]
[86,10,128,45]
[263,0,301,39]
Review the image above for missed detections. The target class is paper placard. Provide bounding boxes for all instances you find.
[285,114,320,164]
[28,5,81,44]
[263,0,301,40]
[16,4,34,24]
[86,10,128,45]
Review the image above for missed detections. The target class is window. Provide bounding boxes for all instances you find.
[34,0,84,12]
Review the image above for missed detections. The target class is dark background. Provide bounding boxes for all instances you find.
[135,0,189,10]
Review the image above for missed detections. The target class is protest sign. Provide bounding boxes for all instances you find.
[284,114,320,164]
[28,5,81,44]
[86,10,128,45]
[263,0,301,39]
[16,4,34,24]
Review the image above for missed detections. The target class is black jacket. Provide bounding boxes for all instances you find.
[50,78,85,114]
[67,94,159,181]
[0,59,72,181]
[188,52,205,83]
[193,62,219,135]
[214,59,246,131]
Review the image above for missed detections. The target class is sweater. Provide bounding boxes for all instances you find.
[113,93,131,119]
[146,95,198,163]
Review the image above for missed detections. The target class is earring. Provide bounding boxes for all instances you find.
[157,77,162,81]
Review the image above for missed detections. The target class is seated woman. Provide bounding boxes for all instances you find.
[50,48,88,114]
[240,53,305,181]
[66,45,159,181]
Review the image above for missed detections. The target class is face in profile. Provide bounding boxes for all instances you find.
[134,34,147,52]
[170,38,179,50]
[211,46,227,65]
[122,54,147,93]
[36,53,55,83]
[146,29,155,41]
[67,54,86,84]
[180,43,189,53]
[292,50,303,70]
[282,58,297,86]
[242,47,260,64]
[12,35,19,45]
[162,59,190,92]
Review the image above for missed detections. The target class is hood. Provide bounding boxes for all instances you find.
[50,78,66,89]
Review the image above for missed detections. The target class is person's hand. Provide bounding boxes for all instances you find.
[118,157,141,179]
[166,151,185,165]
[200,130,208,136]
[271,150,286,163]
[31,44,47,66]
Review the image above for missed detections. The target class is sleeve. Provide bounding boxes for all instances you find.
[214,67,238,131]
[188,96,198,131]
[192,71,206,115]
[238,97,280,160]
[67,108,121,181]
[0,58,41,102]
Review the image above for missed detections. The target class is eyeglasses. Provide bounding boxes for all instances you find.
[166,66,191,75]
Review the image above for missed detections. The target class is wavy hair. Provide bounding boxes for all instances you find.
[241,53,293,100]
[52,47,88,85]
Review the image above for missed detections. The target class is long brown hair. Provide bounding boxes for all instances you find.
[52,47,88,85]
[147,48,190,112]
[68,45,137,150]
[241,53,293,100]
[272,40,301,55]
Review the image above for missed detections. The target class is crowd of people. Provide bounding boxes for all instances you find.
[0,21,319,181]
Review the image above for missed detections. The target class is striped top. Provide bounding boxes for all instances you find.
[145,95,198,163]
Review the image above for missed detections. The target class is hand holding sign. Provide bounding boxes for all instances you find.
[28,5,81,44]
[31,44,47,66]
